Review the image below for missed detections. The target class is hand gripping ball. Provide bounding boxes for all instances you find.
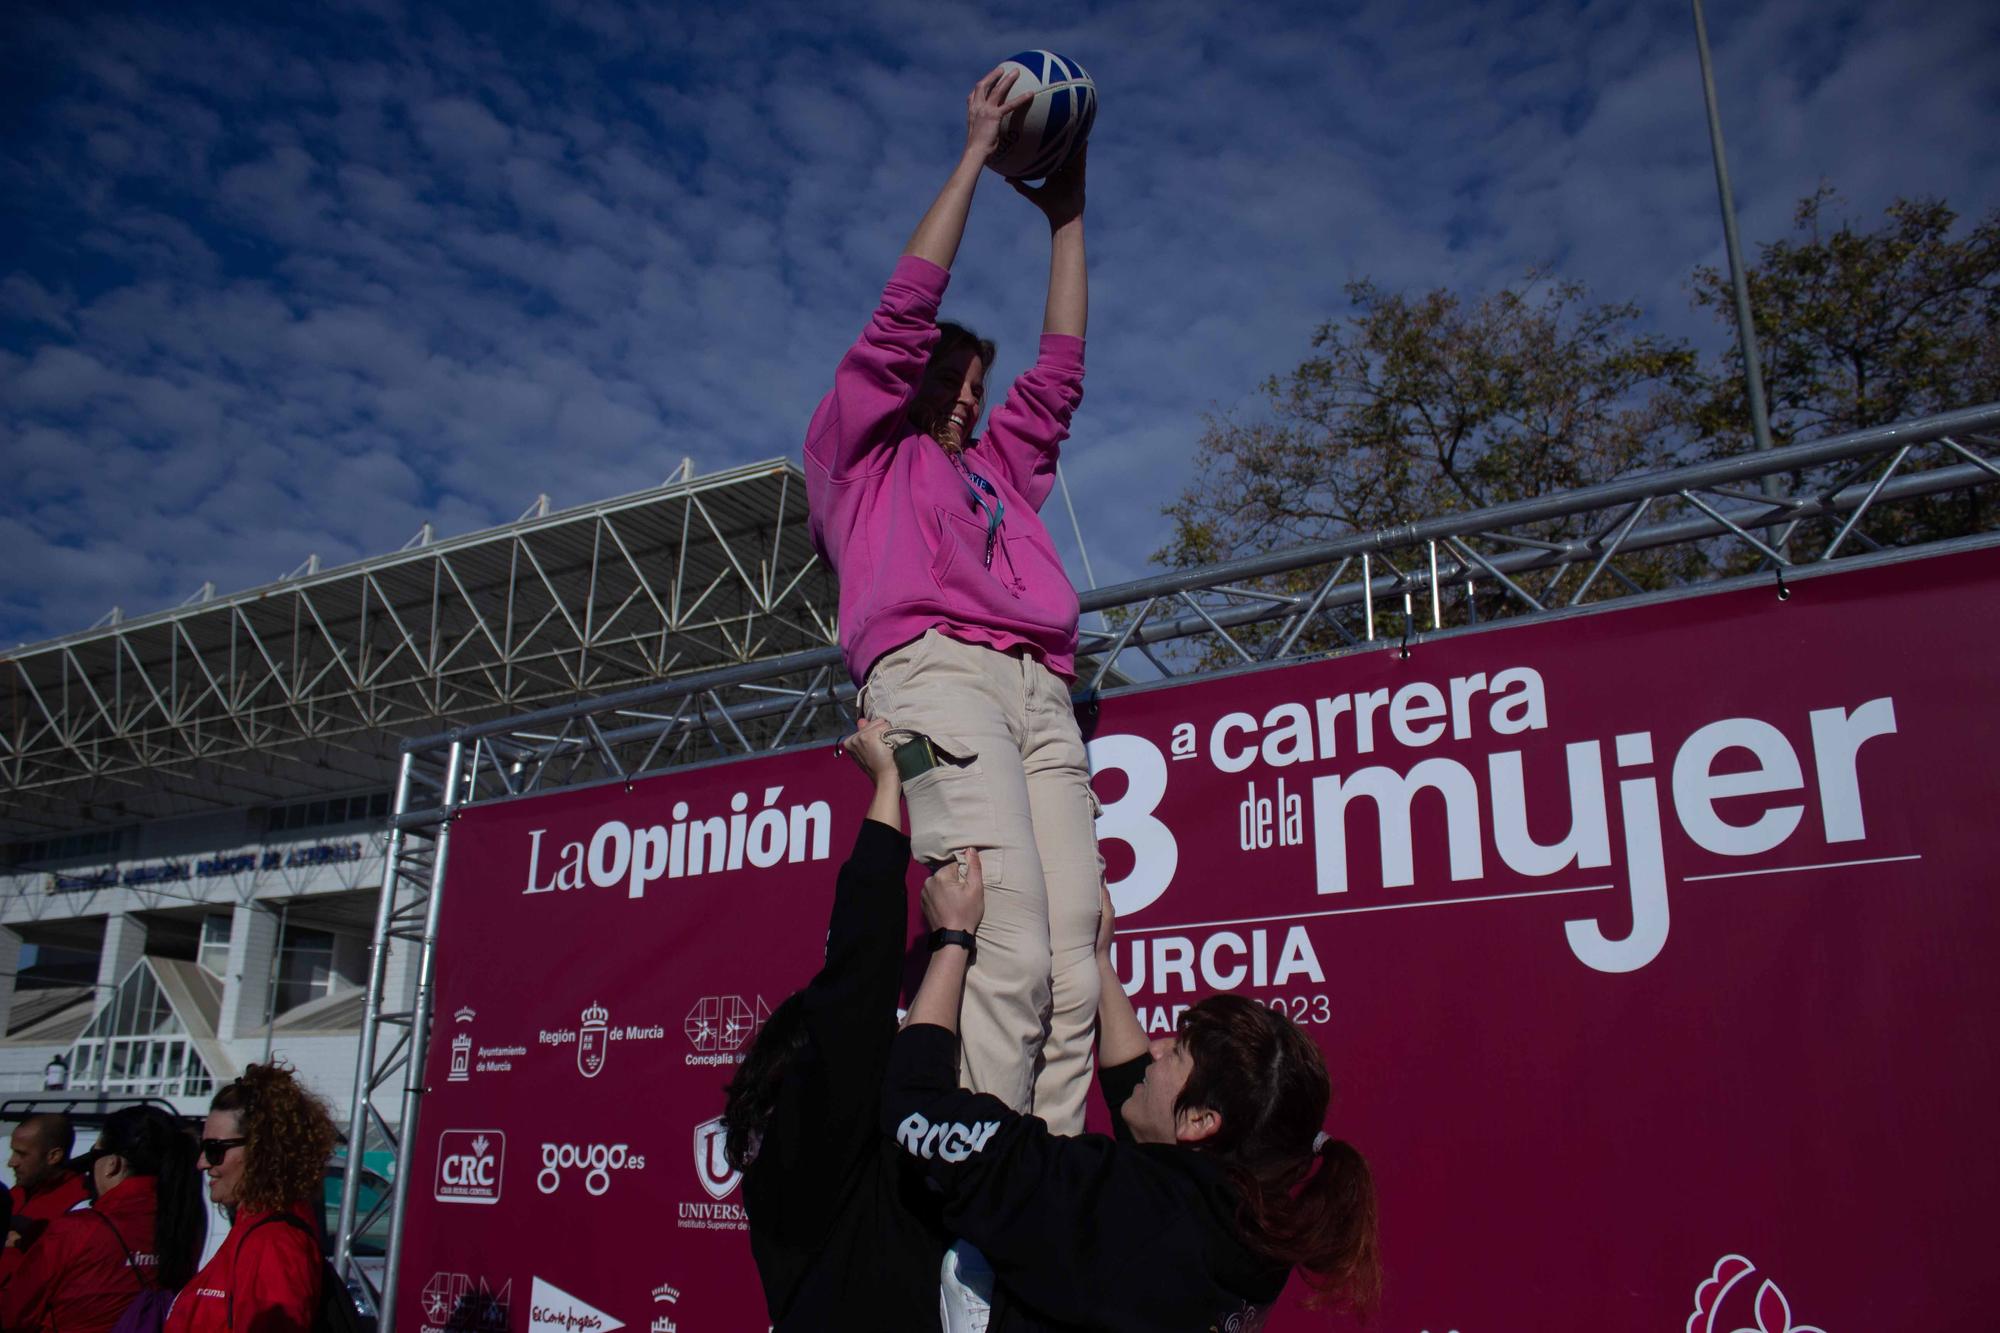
[987,50,1096,182]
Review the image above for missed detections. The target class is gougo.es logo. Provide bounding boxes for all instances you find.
[536,1141,647,1197]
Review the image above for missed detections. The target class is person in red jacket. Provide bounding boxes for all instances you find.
[164,1065,334,1333]
[0,1106,207,1333]
[4,1114,89,1283]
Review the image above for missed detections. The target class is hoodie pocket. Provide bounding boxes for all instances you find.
[930,506,1017,609]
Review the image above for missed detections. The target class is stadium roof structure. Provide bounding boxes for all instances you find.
[0,460,834,839]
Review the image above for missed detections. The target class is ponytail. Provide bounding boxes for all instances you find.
[1173,996,1382,1314]
[1272,1136,1380,1312]
[151,1123,205,1290]
[95,1106,208,1289]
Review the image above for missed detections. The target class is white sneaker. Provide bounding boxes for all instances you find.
[938,1239,996,1333]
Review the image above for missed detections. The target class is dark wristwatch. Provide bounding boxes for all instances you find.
[927,928,977,955]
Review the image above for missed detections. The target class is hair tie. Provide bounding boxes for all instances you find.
[1312,1131,1330,1153]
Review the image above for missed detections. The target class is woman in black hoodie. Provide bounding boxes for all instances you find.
[722,719,946,1331]
[887,854,1380,1330]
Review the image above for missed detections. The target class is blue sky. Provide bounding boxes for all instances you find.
[3,0,1995,648]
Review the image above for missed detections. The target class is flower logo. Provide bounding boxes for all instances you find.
[1687,1254,1825,1333]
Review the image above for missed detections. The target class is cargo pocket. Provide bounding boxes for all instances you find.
[901,734,1006,886]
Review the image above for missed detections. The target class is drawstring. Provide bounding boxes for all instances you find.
[946,448,1005,567]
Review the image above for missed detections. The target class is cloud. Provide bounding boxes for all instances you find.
[1,0,1994,646]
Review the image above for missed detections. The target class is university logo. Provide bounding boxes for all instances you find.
[578,1001,610,1078]
[434,1130,505,1205]
[692,1116,740,1201]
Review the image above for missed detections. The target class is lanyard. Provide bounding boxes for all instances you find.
[948,450,1005,567]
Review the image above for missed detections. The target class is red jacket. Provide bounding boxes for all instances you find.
[0,1174,159,1333]
[1,1173,91,1283]
[163,1204,320,1333]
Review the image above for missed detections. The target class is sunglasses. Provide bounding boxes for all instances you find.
[199,1137,246,1165]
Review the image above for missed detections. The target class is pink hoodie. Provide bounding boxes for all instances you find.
[805,256,1086,685]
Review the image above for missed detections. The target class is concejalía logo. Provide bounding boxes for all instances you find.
[536,1141,646,1197]
[683,994,767,1056]
[420,1272,511,1333]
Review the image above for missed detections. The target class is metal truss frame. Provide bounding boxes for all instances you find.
[334,402,1998,1330]
[1,462,836,837]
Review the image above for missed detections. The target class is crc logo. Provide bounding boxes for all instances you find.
[683,995,766,1053]
[578,1002,610,1078]
[693,1116,740,1200]
[434,1130,505,1205]
[536,1141,645,1197]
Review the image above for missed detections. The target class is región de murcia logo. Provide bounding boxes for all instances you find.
[578,1002,610,1078]
[539,1002,667,1076]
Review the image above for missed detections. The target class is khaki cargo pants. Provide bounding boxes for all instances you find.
[863,630,1103,1135]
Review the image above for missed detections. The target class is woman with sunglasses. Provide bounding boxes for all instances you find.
[804,68,1098,1156]
[0,1106,206,1333]
[165,1064,337,1333]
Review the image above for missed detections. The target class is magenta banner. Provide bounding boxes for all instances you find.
[398,544,2000,1332]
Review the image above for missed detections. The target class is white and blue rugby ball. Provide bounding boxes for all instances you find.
[987,50,1096,182]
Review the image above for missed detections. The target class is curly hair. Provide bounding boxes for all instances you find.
[210,1062,338,1214]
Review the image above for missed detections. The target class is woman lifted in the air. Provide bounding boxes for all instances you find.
[802,65,1099,1137]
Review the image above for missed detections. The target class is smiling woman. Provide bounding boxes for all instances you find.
[801,63,1100,1145]
[165,1064,336,1333]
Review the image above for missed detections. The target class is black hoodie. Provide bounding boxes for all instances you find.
[884,1024,1289,1331]
[742,819,946,1331]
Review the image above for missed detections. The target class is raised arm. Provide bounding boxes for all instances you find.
[903,68,1032,269]
[977,148,1088,504]
[803,71,1032,498]
[846,718,903,833]
[1010,146,1087,338]
[811,720,909,1003]
[1093,882,1148,1067]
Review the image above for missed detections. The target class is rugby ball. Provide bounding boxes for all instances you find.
[987,50,1096,181]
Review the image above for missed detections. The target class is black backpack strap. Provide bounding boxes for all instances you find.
[83,1207,137,1270]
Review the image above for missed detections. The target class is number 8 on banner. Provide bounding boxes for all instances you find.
[1087,734,1177,916]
